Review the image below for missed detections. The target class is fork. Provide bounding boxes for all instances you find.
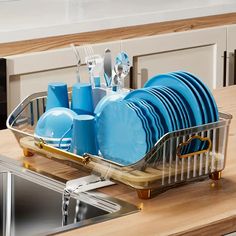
[84,44,103,87]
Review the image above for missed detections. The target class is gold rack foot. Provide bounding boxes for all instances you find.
[209,171,222,180]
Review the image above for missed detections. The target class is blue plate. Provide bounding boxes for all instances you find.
[140,99,165,139]
[124,88,173,132]
[139,99,164,142]
[162,86,192,154]
[171,72,211,152]
[161,86,190,128]
[147,87,178,130]
[94,93,125,116]
[174,71,215,122]
[169,72,208,124]
[129,98,159,144]
[150,86,184,130]
[126,100,152,151]
[128,101,154,149]
[169,72,210,152]
[183,71,219,121]
[144,73,203,126]
[96,101,148,165]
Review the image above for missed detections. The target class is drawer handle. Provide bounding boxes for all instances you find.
[223,51,227,87]
[234,49,236,85]
[176,135,212,159]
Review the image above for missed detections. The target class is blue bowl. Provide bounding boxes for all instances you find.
[34,107,77,150]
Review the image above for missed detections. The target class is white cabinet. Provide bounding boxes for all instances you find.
[5,26,229,114]
[226,24,236,86]
[123,27,226,89]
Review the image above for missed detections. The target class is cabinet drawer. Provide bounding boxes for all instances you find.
[135,45,216,89]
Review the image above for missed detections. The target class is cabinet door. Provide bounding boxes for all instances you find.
[227,25,236,86]
[123,27,226,89]
[9,65,89,112]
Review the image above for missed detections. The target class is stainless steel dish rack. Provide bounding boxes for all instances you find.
[7,91,232,199]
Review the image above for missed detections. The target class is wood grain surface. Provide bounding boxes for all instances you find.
[1,13,236,57]
[1,85,236,235]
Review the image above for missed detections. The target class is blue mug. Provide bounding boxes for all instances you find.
[46,82,69,111]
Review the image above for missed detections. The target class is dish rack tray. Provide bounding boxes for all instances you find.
[7,91,232,199]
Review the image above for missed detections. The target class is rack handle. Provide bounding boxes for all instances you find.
[176,135,212,159]
[35,139,90,165]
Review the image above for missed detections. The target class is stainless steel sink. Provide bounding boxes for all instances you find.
[0,156,138,236]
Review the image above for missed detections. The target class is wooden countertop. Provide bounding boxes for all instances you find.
[1,12,236,57]
[1,85,236,235]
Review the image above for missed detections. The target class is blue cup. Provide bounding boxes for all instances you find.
[70,115,98,156]
[46,82,69,111]
[71,83,94,115]
[34,107,77,150]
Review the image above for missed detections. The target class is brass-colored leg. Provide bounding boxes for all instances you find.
[23,148,34,157]
[209,171,222,180]
[137,189,152,199]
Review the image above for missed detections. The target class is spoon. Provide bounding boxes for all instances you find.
[112,52,130,91]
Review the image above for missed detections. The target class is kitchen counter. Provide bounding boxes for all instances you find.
[2,1,236,56]
[1,0,236,44]
[1,85,236,235]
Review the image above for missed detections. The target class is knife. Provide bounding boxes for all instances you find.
[104,48,112,87]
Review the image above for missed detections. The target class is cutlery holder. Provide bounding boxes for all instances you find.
[7,91,232,199]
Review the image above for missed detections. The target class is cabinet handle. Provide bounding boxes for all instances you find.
[234,50,236,85]
[129,66,134,89]
[0,58,7,130]
[223,51,227,87]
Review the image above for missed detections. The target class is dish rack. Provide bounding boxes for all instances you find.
[7,91,232,199]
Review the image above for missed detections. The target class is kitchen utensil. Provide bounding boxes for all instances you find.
[181,71,219,121]
[126,100,152,152]
[161,86,187,129]
[174,71,214,122]
[84,45,103,87]
[96,100,148,165]
[104,48,112,87]
[71,83,94,115]
[148,87,178,131]
[112,52,130,91]
[70,43,81,83]
[139,99,164,140]
[46,82,69,111]
[124,88,172,132]
[34,107,77,150]
[168,72,209,151]
[163,86,191,128]
[94,92,125,116]
[70,115,98,156]
[144,73,203,126]
[169,72,207,124]
[128,99,158,146]
[129,98,162,143]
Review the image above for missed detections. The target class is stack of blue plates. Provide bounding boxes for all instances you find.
[96,71,219,165]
